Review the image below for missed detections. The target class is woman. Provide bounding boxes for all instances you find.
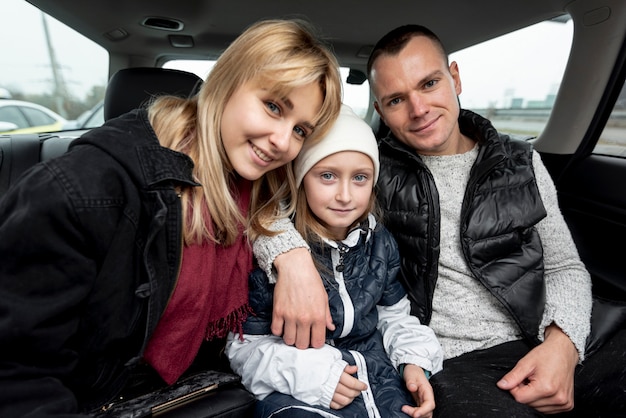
[0,19,341,416]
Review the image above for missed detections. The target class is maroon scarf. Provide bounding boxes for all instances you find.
[144,178,253,384]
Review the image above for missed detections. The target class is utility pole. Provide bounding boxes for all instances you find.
[41,12,69,118]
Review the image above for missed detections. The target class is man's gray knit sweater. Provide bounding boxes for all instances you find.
[421,144,591,361]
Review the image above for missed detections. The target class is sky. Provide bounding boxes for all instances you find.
[2,0,573,108]
[1,0,109,100]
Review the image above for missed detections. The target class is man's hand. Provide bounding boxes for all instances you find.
[272,247,335,349]
[401,364,435,418]
[330,365,367,410]
[497,324,579,414]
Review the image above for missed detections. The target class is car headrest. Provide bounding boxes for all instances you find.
[103,67,203,121]
[369,111,390,141]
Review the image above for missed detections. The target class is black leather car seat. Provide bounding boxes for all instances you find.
[103,67,203,121]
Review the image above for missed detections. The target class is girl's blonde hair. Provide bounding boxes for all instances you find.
[148,19,342,245]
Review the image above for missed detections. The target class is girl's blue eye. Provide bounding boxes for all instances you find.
[321,172,334,180]
[354,174,367,182]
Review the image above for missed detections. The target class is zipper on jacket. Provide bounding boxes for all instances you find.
[331,244,354,338]
[335,243,349,272]
[351,350,382,418]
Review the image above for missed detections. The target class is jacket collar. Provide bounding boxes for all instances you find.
[379,109,502,161]
[322,213,376,250]
[72,109,199,189]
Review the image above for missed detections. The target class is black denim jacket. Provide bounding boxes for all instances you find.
[0,110,199,416]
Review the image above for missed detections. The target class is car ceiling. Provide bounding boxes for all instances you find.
[27,0,570,73]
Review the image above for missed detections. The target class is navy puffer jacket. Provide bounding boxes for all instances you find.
[229,215,443,417]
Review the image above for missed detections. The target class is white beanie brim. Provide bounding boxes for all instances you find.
[294,104,379,186]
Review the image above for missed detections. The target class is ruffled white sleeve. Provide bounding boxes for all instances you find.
[377,296,444,375]
[226,332,347,408]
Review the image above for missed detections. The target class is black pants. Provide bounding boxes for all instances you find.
[430,328,626,418]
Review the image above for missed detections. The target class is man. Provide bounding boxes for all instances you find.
[365,24,625,417]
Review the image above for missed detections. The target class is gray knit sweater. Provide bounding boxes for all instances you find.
[253,145,592,361]
[420,145,591,361]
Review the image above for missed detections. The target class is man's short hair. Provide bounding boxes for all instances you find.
[366,24,448,78]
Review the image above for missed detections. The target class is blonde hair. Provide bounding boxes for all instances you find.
[149,19,342,245]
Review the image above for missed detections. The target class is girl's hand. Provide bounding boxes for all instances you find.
[330,365,367,409]
[401,364,435,418]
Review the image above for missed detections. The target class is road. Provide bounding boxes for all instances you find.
[489,117,626,156]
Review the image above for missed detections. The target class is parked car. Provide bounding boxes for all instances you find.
[2,0,625,416]
[0,88,12,99]
[0,99,77,134]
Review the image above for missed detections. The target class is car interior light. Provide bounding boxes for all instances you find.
[142,17,184,31]
[169,35,194,48]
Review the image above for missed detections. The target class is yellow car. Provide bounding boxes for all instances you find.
[0,99,76,134]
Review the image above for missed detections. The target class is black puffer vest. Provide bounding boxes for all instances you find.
[376,110,547,343]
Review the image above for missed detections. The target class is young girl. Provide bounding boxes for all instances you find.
[227,105,443,418]
[0,19,342,416]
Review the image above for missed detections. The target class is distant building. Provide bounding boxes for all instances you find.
[525,93,556,109]
[527,100,546,108]
[510,98,524,109]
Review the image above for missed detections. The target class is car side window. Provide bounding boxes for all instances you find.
[595,82,626,157]
[2,0,108,133]
[0,106,29,129]
[21,107,57,126]
[449,16,626,157]
[449,18,572,139]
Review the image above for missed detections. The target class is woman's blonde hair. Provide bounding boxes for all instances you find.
[149,19,342,245]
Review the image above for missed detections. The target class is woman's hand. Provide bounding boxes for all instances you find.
[272,247,335,348]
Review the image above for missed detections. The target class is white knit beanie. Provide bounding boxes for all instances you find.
[294,104,379,186]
